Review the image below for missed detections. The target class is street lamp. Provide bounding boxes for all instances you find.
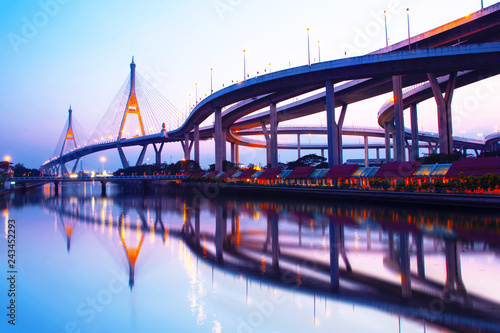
[318,41,321,62]
[307,28,311,67]
[210,68,213,95]
[195,83,198,104]
[406,8,411,50]
[5,156,10,162]
[384,11,388,47]
[100,157,106,174]
[243,50,246,82]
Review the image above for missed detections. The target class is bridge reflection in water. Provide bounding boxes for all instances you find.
[6,182,500,332]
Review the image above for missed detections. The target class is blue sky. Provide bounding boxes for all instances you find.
[0,0,499,170]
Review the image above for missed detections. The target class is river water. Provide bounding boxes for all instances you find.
[1,182,499,332]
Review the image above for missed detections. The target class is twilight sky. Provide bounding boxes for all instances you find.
[1,0,499,171]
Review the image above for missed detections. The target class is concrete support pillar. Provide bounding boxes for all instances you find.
[71,158,80,174]
[54,181,59,196]
[60,163,68,176]
[393,75,405,162]
[235,144,239,164]
[428,72,456,155]
[338,104,347,163]
[376,148,380,163]
[215,204,226,263]
[214,107,223,171]
[297,134,301,159]
[329,220,340,291]
[384,122,391,162]
[184,133,190,161]
[270,102,278,168]
[364,136,369,167]
[136,145,147,166]
[117,145,130,169]
[400,232,411,298]
[194,124,200,163]
[326,81,341,167]
[415,234,425,278]
[261,121,271,167]
[410,103,419,161]
[153,143,164,165]
[230,142,236,163]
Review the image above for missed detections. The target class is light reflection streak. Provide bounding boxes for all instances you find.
[3,209,9,239]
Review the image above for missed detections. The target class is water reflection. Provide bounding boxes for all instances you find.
[1,182,499,332]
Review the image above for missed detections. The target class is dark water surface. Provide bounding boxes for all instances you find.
[1,182,499,332]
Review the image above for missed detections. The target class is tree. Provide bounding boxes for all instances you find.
[286,154,326,169]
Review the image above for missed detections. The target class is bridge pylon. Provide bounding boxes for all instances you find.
[117,57,146,141]
[59,106,78,175]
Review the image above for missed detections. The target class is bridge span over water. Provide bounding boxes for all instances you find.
[42,4,500,174]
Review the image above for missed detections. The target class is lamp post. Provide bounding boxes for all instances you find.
[318,41,321,62]
[210,68,213,95]
[384,11,388,47]
[269,63,271,73]
[407,8,411,50]
[243,50,246,82]
[307,28,311,67]
[195,83,198,104]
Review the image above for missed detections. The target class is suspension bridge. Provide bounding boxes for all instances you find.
[41,3,500,175]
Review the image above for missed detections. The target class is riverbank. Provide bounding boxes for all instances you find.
[176,182,500,209]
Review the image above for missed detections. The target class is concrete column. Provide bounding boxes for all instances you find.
[338,104,347,163]
[270,102,278,168]
[261,122,271,167]
[297,134,301,159]
[230,142,236,163]
[235,144,239,164]
[384,122,391,162]
[326,81,340,167]
[222,128,227,166]
[136,145,147,166]
[153,143,164,165]
[393,75,405,162]
[194,124,200,163]
[400,232,411,298]
[364,136,369,167]
[117,145,130,169]
[329,220,340,291]
[410,103,419,161]
[214,107,223,171]
[184,133,190,161]
[428,73,456,155]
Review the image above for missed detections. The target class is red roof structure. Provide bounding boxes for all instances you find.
[286,166,315,179]
[259,168,282,179]
[323,164,359,179]
[207,171,220,178]
[446,157,500,177]
[237,169,257,179]
[220,170,236,179]
[373,161,420,178]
